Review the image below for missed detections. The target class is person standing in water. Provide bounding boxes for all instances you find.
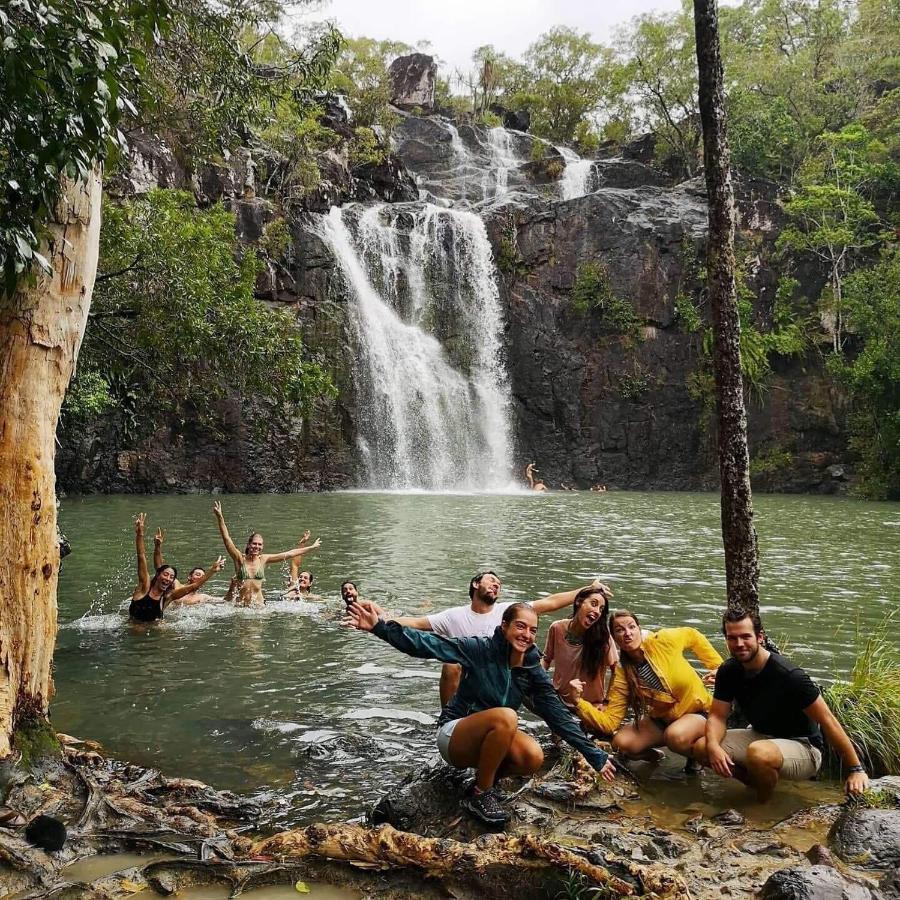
[130,514,225,621]
[212,502,321,607]
[569,610,722,765]
[285,532,320,599]
[381,572,613,705]
[543,584,618,710]
[344,600,615,827]
[524,462,548,492]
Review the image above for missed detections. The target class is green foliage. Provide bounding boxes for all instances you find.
[523,27,619,144]
[824,613,900,776]
[571,262,639,336]
[618,372,652,401]
[674,293,702,333]
[478,110,503,128]
[0,0,160,294]
[64,369,116,420]
[328,36,410,128]
[68,189,334,437]
[831,248,900,498]
[348,127,386,167]
[749,446,794,477]
[12,717,62,766]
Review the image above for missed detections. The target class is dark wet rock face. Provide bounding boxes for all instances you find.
[388,53,437,111]
[760,865,880,899]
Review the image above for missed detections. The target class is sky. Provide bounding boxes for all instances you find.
[289,0,687,74]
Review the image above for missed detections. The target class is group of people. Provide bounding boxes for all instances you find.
[127,511,870,831]
[342,572,870,827]
[128,505,323,621]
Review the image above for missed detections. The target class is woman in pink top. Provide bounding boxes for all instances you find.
[543,585,618,722]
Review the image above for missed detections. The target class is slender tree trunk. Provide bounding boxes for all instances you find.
[693,0,760,613]
[0,170,102,757]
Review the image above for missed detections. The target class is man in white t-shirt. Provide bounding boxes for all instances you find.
[387,571,613,705]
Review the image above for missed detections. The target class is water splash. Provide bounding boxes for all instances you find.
[482,127,520,199]
[316,204,514,490]
[558,146,595,200]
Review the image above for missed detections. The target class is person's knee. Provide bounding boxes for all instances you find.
[491,707,518,732]
[522,742,544,773]
[692,736,708,761]
[611,731,631,752]
[666,732,692,754]
[746,742,781,771]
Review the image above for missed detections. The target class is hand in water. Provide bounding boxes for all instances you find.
[134,513,146,534]
[154,527,165,545]
[342,600,379,631]
[568,678,585,703]
[598,758,616,783]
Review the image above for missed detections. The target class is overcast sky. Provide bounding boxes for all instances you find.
[290,0,686,74]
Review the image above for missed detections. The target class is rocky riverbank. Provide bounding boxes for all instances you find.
[2,737,897,899]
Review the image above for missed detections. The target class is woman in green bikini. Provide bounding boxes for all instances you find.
[213,502,321,607]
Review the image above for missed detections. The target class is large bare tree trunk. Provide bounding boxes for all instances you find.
[692,0,759,613]
[0,171,102,757]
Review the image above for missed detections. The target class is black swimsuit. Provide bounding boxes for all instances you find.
[129,593,164,622]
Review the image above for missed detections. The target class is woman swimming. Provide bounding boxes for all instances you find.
[152,527,219,605]
[344,600,615,827]
[213,502,321,607]
[542,584,618,713]
[569,609,722,765]
[130,514,225,622]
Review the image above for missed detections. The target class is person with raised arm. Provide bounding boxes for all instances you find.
[378,572,613,705]
[152,527,219,605]
[344,599,615,827]
[569,610,722,765]
[130,514,225,622]
[212,502,321,607]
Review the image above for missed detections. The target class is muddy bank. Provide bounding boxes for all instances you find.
[1,738,897,899]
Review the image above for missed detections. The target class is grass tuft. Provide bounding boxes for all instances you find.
[824,612,900,777]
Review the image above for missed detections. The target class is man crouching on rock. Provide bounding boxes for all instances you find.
[693,609,869,802]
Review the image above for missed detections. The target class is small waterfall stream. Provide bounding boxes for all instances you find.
[317,204,514,490]
[558,146,595,200]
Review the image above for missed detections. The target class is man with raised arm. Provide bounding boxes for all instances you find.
[694,609,869,803]
[383,571,613,705]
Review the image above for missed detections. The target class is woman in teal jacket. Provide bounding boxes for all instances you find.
[345,600,615,827]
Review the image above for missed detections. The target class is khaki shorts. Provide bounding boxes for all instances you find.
[721,727,822,780]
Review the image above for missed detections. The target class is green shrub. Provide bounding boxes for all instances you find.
[348,126,386,167]
[618,372,651,401]
[749,446,794,476]
[824,613,900,777]
[572,262,640,336]
[674,292,702,333]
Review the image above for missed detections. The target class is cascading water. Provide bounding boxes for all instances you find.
[482,127,520,199]
[317,204,514,491]
[558,146,595,200]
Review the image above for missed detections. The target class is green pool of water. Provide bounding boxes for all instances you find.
[54,491,899,826]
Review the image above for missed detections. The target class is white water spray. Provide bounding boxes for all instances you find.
[317,204,514,490]
[558,146,595,200]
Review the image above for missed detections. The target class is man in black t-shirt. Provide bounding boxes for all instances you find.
[692,610,869,803]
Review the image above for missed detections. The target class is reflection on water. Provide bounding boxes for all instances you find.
[55,492,899,826]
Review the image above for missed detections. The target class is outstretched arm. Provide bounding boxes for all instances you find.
[212,502,242,567]
[288,532,311,582]
[531,578,613,616]
[133,514,150,599]
[344,602,474,665]
[153,527,165,570]
[265,537,321,565]
[166,557,226,605]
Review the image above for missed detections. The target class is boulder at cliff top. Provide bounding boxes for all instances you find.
[389,53,437,111]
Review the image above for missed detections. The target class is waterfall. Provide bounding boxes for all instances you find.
[558,146,595,200]
[317,204,514,491]
[482,127,519,200]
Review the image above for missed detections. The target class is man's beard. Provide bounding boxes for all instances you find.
[480,592,498,606]
[733,643,760,663]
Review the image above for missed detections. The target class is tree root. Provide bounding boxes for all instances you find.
[251,823,690,897]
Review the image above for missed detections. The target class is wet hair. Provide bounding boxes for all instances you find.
[501,602,535,626]
[610,609,647,720]
[469,570,498,599]
[245,532,263,555]
[572,587,611,682]
[188,567,205,580]
[722,608,764,636]
[340,580,357,594]
[150,564,177,591]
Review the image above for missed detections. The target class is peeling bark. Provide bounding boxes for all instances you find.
[0,171,103,757]
[692,0,760,613]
